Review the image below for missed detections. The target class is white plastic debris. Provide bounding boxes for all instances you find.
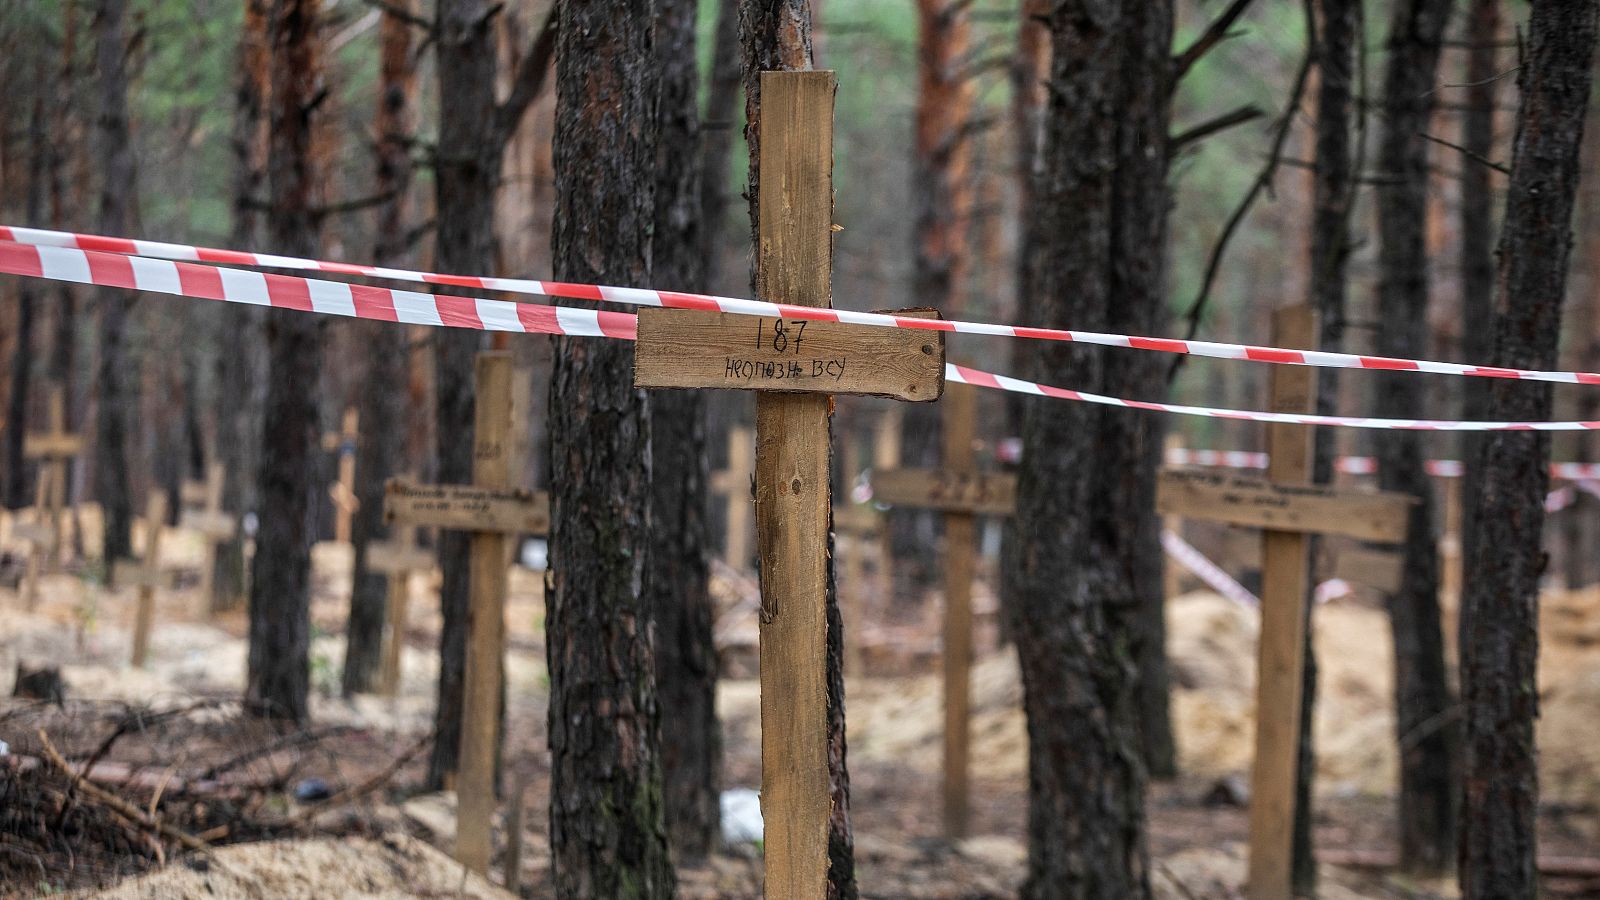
[720,788,764,845]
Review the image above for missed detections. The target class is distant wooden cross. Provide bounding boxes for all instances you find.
[383,352,549,875]
[14,466,60,611]
[871,382,1017,840]
[635,70,945,899]
[23,387,82,569]
[835,436,880,677]
[114,491,177,669]
[366,521,434,697]
[709,425,754,570]
[1153,306,1412,900]
[324,407,360,544]
[179,462,236,614]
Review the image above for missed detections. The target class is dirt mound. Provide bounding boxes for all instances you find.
[83,833,512,899]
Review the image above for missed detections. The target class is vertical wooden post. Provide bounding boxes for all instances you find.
[44,389,67,568]
[842,437,867,677]
[1440,476,1462,612]
[457,352,513,874]
[331,407,360,544]
[754,70,835,900]
[21,466,54,611]
[725,425,754,568]
[873,408,901,598]
[382,570,410,696]
[941,382,977,839]
[1162,433,1183,600]
[1247,305,1318,900]
[130,491,169,669]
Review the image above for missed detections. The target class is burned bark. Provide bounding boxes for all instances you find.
[1013,3,1172,897]
[344,0,418,696]
[547,1,673,895]
[246,0,326,724]
[1462,1,1598,896]
[1371,0,1460,878]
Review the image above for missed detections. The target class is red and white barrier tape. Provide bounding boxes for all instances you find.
[8,224,1600,386]
[1161,529,1260,608]
[4,237,1600,432]
[1165,448,1600,480]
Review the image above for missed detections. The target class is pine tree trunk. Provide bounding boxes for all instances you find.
[246,0,325,724]
[4,92,46,512]
[91,0,136,564]
[650,0,721,860]
[547,2,674,895]
[1014,3,1170,896]
[1371,0,1460,877]
[344,0,418,696]
[428,0,499,787]
[214,0,271,614]
[1462,2,1598,895]
[700,0,741,289]
[738,4,858,894]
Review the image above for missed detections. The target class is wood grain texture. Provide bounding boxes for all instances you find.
[635,307,945,401]
[712,425,755,569]
[1247,305,1317,900]
[940,383,976,838]
[871,468,1017,517]
[1334,548,1405,593]
[455,352,512,874]
[755,70,834,900]
[384,480,549,535]
[130,491,169,669]
[1156,469,1411,543]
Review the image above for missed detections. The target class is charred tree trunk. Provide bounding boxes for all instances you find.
[91,0,136,564]
[739,4,857,895]
[1372,0,1459,877]
[343,0,418,696]
[1301,0,1361,889]
[650,0,721,860]
[547,2,673,895]
[1462,2,1598,896]
[428,0,500,787]
[1013,2,1171,896]
[247,0,325,724]
[214,0,272,613]
[5,92,46,511]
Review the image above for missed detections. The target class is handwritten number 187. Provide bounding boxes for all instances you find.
[755,318,808,355]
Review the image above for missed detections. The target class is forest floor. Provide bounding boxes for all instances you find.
[1,513,1598,898]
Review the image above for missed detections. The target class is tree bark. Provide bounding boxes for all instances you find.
[91,0,136,565]
[701,0,742,290]
[214,0,272,614]
[738,4,858,895]
[650,0,721,861]
[1371,0,1460,878]
[1013,2,1170,896]
[1462,2,1597,896]
[547,2,674,895]
[428,0,499,787]
[5,90,46,511]
[343,0,418,696]
[246,0,325,724]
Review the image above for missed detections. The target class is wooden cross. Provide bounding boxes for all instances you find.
[709,425,754,570]
[23,387,82,569]
[365,521,434,697]
[870,382,1017,839]
[383,352,549,875]
[179,462,236,613]
[635,71,946,898]
[835,436,879,677]
[15,465,61,611]
[113,491,177,669]
[324,407,360,544]
[1153,306,1411,899]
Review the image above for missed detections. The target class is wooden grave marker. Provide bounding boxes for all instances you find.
[16,465,62,611]
[710,425,754,569]
[383,352,548,875]
[869,382,1015,839]
[114,491,177,669]
[835,436,878,677]
[635,71,944,898]
[366,521,434,697]
[179,462,236,614]
[1332,547,1405,594]
[324,407,360,544]
[1153,307,1410,899]
[23,388,82,569]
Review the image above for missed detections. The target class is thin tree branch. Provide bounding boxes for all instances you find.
[360,0,432,33]
[1169,103,1266,155]
[493,12,559,147]
[1168,40,1313,385]
[1419,131,1510,174]
[311,190,400,218]
[1172,0,1257,82]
